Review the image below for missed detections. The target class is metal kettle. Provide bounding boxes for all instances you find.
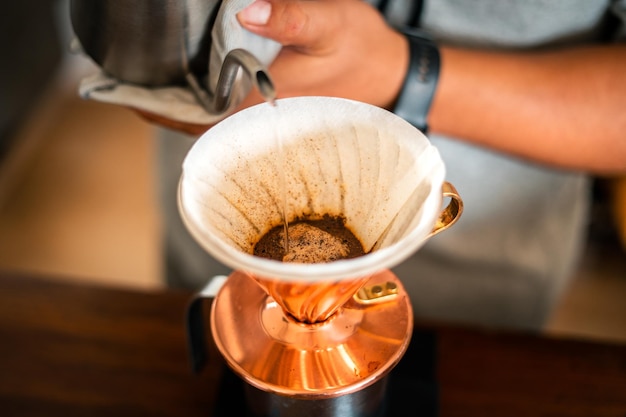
[70,0,276,115]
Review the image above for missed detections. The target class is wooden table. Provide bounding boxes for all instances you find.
[0,272,625,416]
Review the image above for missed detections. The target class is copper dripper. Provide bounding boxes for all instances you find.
[179,97,463,415]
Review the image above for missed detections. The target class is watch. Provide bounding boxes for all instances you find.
[392,28,440,134]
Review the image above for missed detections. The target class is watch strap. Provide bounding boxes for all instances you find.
[393,29,440,134]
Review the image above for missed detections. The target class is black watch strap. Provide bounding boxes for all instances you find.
[393,29,440,134]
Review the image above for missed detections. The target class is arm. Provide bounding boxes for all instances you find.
[431,45,626,174]
[237,0,626,174]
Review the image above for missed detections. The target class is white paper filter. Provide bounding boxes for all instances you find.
[179,97,446,282]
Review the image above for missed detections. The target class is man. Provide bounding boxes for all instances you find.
[150,0,626,330]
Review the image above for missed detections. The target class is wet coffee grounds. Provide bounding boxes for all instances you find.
[253,215,367,263]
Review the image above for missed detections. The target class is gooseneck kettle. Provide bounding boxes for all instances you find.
[70,0,276,115]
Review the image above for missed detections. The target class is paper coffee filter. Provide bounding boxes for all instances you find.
[179,97,446,282]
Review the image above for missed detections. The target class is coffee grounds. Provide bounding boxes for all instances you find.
[253,215,367,263]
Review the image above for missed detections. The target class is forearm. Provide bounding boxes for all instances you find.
[428,44,626,175]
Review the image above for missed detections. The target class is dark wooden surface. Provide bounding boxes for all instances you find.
[437,327,626,416]
[0,272,223,417]
[1,272,625,417]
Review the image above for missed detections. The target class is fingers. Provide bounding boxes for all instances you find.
[133,109,211,136]
[237,0,341,51]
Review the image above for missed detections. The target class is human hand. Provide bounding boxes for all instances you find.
[133,109,213,136]
[236,0,409,110]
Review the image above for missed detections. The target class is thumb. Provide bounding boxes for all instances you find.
[237,0,337,50]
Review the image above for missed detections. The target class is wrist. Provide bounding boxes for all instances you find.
[392,29,440,134]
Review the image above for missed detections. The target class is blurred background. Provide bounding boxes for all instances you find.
[0,0,161,289]
[0,1,625,342]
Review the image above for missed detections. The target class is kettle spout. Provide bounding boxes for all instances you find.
[188,48,276,116]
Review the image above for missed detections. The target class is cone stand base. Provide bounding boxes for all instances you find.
[210,269,413,399]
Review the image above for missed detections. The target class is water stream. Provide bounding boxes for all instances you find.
[268,100,290,256]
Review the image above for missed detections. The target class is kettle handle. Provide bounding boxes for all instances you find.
[186,275,228,373]
[429,181,463,237]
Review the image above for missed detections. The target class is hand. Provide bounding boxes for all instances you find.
[236,0,409,110]
[133,109,212,136]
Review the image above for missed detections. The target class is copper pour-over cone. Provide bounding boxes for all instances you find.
[178,97,462,399]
